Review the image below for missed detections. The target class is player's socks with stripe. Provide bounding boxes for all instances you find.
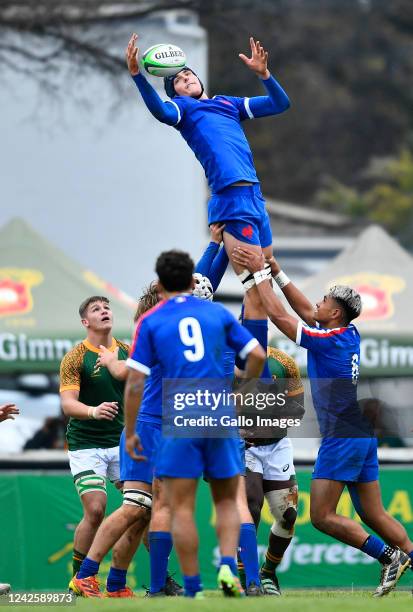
[238,523,261,587]
[106,567,127,592]
[361,535,388,561]
[72,549,86,576]
[183,574,202,598]
[149,531,173,593]
[242,320,272,379]
[77,557,99,579]
[262,531,291,575]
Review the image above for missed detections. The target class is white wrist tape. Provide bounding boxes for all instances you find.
[274,270,291,289]
[238,269,255,291]
[88,407,98,419]
[264,262,272,279]
[253,269,269,285]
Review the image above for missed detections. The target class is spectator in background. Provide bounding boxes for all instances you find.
[23,416,64,450]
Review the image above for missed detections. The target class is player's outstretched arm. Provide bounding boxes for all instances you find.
[233,247,298,341]
[239,37,290,117]
[268,256,316,326]
[126,33,179,126]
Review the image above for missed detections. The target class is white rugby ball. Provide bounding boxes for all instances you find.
[142,43,186,77]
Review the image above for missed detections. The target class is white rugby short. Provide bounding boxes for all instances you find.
[245,437,295,481]
[68,446,120,483]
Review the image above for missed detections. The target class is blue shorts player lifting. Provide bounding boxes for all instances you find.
[233,245,413,598]
[126,33,290,379]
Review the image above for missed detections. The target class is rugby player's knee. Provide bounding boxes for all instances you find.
[84,503,106,527]
[310,509,332,533]
[266,487,298,537]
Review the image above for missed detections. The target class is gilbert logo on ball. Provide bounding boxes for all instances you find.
[142,44,186,77]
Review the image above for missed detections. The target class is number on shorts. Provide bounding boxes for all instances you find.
[178,317,205,362]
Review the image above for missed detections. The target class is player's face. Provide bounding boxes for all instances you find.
[83,301,113,332]
[173,69,202,98]
[314,295,340,324]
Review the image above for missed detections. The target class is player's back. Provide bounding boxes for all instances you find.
[141,294,242,378]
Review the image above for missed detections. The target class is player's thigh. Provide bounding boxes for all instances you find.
[105,445,121,486]
[69,447,109,502]
[352,480,385,523]
[223,231,262,275]
[310,479,345,521]
[261,438,295,483]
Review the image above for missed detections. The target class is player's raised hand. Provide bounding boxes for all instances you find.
[93,401,119,420]
[97,345,118,369]
[0,403,19,423]
[239,37,270,79]
[233,246,265,272]
[209,222,226,244]
[126,33,140,76]
[125,432,147,462]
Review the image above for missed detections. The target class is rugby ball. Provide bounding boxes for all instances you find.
[193,273,213,301]
[142,44,186,77]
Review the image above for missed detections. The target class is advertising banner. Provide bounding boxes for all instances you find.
[1,469,412,590]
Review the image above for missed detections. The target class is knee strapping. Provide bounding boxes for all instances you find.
[123,489,152,511]
[266,486,298,538]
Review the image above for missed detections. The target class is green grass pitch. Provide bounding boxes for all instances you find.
[13,590,413,612]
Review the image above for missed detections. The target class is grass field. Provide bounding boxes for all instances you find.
[11,590,413,612]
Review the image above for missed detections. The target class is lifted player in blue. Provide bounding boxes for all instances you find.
[124,250,266,598]
[233,246,413,598]
[126,33,290,382]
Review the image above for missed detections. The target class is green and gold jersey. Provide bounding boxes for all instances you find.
[59,338,129,451]
[267,346,304,397]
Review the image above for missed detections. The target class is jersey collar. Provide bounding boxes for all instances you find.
[83,337,117,354]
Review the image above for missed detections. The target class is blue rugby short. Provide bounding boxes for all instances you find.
[208,184,272,248]
[155,437,243,480]
[119,420,162,484]
[312,437,379,483]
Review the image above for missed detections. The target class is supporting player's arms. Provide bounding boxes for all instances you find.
[0,404,19,423]
[268,257,316,326]
[60,390,119,420]
[123,369,146,461]
[232,247,298,341]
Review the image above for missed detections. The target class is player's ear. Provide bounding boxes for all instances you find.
[81,318,89,328]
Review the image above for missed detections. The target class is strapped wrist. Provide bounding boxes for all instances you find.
[274,270,291,289]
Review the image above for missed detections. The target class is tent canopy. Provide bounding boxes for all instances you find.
[0,218,136,372]
[271,225,413,376]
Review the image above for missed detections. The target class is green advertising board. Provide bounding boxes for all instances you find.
[1,469,412,591]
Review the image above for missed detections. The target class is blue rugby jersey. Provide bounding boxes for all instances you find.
[132,73,289,194]
[127,295,257,379]
[296,322,361,437]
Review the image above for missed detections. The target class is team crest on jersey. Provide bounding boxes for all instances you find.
[329,273,405,321]
[0,268,43,317]
[241,225,253,240]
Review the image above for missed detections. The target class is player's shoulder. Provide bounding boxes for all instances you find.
[114,338,130,353]
[267,346,300,379]
[61,341,87,365]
